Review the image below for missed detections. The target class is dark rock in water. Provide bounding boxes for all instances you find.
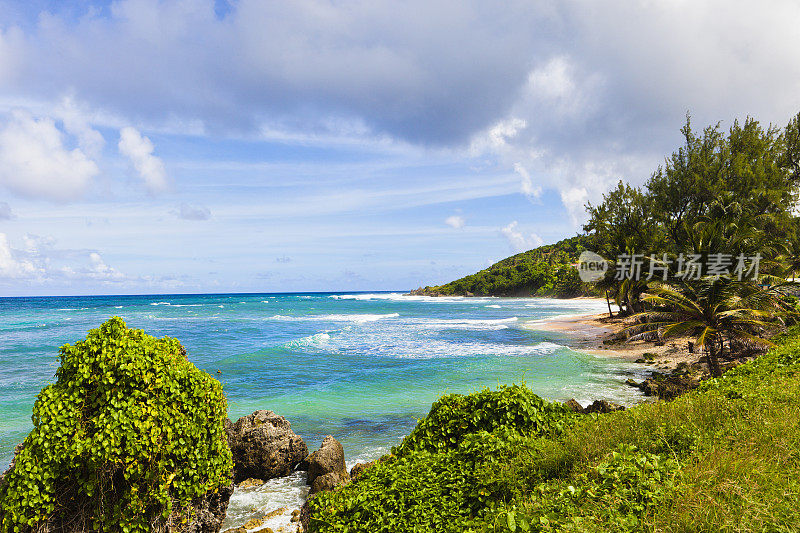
[226,410,308,483]
[237,478,264,490]
[625,378,640,387]
[639,378,660,396]
[564,398,584,413]
[291,508,301,523]
[349,460,377,479]
[634,370,704,400]
[583,400,625,414]
[655,374,700,400]
[174,478,235,533]
[306,435,350,494]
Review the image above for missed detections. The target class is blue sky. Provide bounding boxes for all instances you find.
[1,1,799,295]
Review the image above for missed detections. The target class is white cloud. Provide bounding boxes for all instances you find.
[0,233,40,278]
[0,232,127,283]
[471,117,527,154]
[560,187,589,226]
[0,110,100,201]
[175,203,211,221]
[501,221,544,253]
[513,163,542,199]
[445,215,466,229]
[57,96,106,158]
[118,126,168,194]
[0,201,12,220]
[87,252,125,281]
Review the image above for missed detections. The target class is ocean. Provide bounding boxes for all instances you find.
[0,292,645,529]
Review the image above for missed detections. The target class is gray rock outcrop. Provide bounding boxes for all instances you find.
[305,435,350,494]
[226,410,308,483]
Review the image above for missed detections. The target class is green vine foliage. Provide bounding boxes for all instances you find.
[393,384,575,457]
[310,386,578,533]
[0,317,233,532]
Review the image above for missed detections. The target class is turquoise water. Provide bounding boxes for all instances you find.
[0,292,644,471]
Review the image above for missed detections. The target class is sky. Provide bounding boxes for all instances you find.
[0,0,799,296]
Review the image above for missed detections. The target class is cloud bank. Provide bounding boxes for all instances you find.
[0,232,125,282]
[2,0,799,214]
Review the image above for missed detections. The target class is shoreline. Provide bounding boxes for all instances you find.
[526,311,702,373]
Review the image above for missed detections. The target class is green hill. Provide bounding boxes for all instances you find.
[410,235,596,297]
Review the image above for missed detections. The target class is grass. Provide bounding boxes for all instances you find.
[309,327,800,533]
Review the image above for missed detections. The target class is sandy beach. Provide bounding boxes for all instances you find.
[527,310,702,373]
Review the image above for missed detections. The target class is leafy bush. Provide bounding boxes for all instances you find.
[311,385,577,533]
[309,451,477,533]
[393,384,575,457]
[310,429,574,533]
[0,317,233,532]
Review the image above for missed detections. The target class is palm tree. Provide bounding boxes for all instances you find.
[626,276,787,377]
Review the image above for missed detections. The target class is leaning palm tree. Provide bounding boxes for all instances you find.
[626,276,787,377]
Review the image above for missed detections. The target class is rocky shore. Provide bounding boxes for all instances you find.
[528,311,760,401]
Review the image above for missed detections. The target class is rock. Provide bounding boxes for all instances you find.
[222,528,247,533]
[305,436,349,492]
[349,460,376,479]
[310,471,350,494]
[299,497,313,533]
[624,378,639,388]
[583,400,625,414]
[243,516,265,530]
[656,374,700,400]
[639,378,659,396]
[237,478,264,490]
[226,411,308,483]
[564,398,584,413]
[169,478,235,533]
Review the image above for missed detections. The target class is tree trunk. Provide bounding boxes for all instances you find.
[605,291,614,318]
[707,339,722,378]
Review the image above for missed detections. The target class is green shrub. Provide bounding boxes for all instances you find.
[393,384,575,457]
[310,385,577,533]
[0,317,233,532]
[310,429,573,533]
[310,451,477,533]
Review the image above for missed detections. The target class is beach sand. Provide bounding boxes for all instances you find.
[527,311,703,373]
